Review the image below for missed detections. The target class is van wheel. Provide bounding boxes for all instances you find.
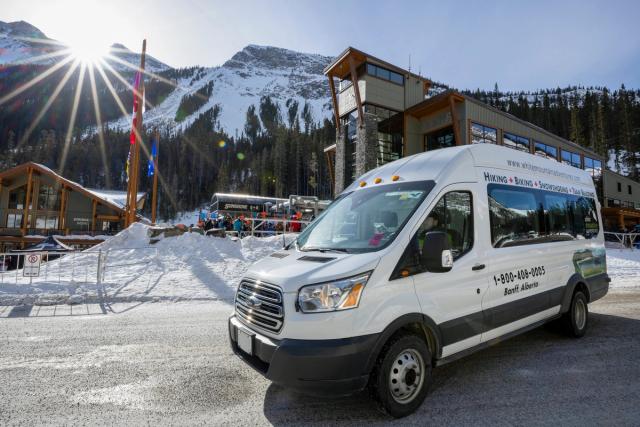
[563,290,588,337]
[370,333,432,418]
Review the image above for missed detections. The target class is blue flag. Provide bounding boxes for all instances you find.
[147,139,157,177]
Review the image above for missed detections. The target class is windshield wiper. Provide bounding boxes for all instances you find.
[300,247,350,254]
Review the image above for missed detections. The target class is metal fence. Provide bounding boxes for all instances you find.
[604,232,640,249]
[205,217,310,247]
[0,248,158,290]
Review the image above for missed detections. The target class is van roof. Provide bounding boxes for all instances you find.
[342,144,594,194]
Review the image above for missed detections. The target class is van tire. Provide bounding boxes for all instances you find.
[369,333,432,418]
[562,290,588,337]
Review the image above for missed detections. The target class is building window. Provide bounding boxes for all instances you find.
[8,186,27,209]
[503,132,530,152]
[424,127,455,151]
[365,104,403,167]
[561,149,581,168]
[5,213,23,228]
[470,122,497,144]
[366,63,404,86]
[341,111,358,186]
[584,157,603,200]
[37,184,60,211]
[617,182,622,192]
[338,77,352,92]
[35,215,59,230]
[629,185,632,195]
[534,141,558,160]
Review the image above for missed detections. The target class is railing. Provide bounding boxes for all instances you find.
[205,216,310,237]
[203,217,311,248]
[604,232,640,249]
[0,248,158,291]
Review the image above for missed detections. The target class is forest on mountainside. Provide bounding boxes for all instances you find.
[1,93,335,221]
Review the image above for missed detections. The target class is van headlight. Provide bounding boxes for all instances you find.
[297,272,371,313]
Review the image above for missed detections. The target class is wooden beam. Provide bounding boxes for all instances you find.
[22,167,33,233]
[151,129,159,224]
[449,96,462,146]
[58,187,66,231]
[325,150,335,197]
[327,74,340,132]
[348,56,364,127]
[91,199,97,232]
[96,214,120,221]
[126,39,146,227]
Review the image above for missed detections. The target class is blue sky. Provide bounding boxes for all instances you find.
[3,0,639,91]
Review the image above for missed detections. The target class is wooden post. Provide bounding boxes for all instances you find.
[348,56,364,127]
[449,96,462,146]
[22,167,33,233]
[327,74,340,132]
[126,39,146,227]
[58,187,67,232]
[151,129,159,224]
[91,199,97,233]
[325,150,334,196]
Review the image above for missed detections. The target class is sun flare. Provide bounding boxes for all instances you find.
[68,39,110,64]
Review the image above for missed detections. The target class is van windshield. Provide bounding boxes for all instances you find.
[297,181,434,253]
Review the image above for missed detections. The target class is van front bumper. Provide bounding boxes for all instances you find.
[228,315,378,396]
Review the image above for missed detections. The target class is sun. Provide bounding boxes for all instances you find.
[68,39,110,64]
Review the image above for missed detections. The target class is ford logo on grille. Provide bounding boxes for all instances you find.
[246,296,262,308]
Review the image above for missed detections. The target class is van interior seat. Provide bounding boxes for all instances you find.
[376,211,398,228]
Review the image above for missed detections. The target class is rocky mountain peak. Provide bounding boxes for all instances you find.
[223,44,332,75]
[0,20,47,39]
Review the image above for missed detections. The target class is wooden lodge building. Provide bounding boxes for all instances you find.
[0,162,145,251]
[323,46,640,231]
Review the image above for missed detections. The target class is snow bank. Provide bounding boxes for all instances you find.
[607,249,640,288]
[0,223,289,305]
[1,225,637,306]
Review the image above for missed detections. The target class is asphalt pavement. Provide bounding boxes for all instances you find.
[1,289,639,426]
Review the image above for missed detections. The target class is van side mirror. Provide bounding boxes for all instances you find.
[421,231,453,273]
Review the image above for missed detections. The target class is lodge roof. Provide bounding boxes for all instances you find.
[0,162,146,213]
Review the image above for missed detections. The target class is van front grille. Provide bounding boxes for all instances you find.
[235,279,284,333]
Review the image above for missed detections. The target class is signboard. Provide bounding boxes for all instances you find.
[219,202,263,212]
[23,253,41,277]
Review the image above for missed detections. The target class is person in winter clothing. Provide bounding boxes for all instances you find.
[233,217,243,236]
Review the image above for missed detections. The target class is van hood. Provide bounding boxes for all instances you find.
[243,249,381,294]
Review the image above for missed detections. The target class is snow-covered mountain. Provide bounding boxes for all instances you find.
[0,20,170,72]
[1,20,333,135]
[107,44,334,135]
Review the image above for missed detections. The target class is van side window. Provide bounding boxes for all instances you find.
[416,191,473,260]
[488,184,600,248]
[391,191,473,279]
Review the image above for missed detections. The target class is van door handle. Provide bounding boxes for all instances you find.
[472,264,486,271]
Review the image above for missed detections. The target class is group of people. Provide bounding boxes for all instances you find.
[196,211,304,237]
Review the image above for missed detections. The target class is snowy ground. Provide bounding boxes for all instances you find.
[0,224,638,306]
[606,248,640,288]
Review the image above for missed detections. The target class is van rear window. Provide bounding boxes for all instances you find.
[488,184,599,248]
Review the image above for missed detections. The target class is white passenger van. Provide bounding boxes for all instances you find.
[228,144,609,417]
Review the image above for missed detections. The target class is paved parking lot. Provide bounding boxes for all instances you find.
[1,289,639,426]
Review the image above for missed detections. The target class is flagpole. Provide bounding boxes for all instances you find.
[126,39,146,227]
[151,128,159,224]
